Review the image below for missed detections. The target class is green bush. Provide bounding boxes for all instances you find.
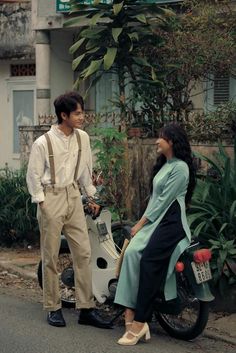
[0,166,39,247]
[188,139,236,293]
[92,127,128,222]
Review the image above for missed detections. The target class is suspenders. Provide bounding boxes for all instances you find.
[44,129,82,186]
[44,133,56,186]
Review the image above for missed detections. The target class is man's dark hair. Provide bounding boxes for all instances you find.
[54,91,84,124]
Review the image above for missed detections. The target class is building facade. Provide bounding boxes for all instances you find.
[1,0,235,168]
[0,0,35,168]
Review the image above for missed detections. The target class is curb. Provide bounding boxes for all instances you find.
[203,330,236,346]
[0,261,37,280]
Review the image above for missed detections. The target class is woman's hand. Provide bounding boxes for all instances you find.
[131,223,143,237]
[130,217,148,237]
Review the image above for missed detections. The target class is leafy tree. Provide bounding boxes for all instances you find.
[65,0,174,120]
[135,0,236,124]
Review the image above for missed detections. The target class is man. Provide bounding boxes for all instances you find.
[27,91,110,328]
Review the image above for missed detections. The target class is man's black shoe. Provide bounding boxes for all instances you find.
[47,309,66,327]
[78,309,113,329]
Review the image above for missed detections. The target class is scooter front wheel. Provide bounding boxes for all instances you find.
[37,248,76,308]
[154,273,210,340]
[111,221,132,251]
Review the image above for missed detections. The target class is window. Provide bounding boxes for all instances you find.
[11,64,36,77]
[205,73,236,111]
[7,80,36,156]
[213,74,230,106]
[13,90,34,153]
[95,73,119,114]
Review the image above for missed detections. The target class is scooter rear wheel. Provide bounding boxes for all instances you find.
[155,273,210,340]
[37,248,76,308]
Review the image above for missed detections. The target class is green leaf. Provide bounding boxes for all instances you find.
[80,27,106,39]
[202,183,210,202]
[63,15,89,28]
[112,28,123,43]
[133,14,147,24]
[127,32,139,42]
[86,39,99,50]
[129,42,133,52]
[229,200,236,222]
[234,138,236,179]
[83,73,103,99]
[104,48,117,70]
[89,12,104,26]
[72,54,86,71]
[87,47,100,54]
[151,67,157,81]
[218,140,229,161]
[219,249,227,264]
[73,76,83,90]
[69,38,86,55]
[193,221,207,237]
[187,212,208,227]
[219,223,228,234]
[113,2,124,16]
[133,57,151,67]
[83,59,103,79]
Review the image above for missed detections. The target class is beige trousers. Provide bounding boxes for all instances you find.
[37,183,95,311]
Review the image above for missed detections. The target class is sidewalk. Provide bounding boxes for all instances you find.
[0,248,235,345]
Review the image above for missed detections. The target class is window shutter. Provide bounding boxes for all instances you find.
[213,74,230,106]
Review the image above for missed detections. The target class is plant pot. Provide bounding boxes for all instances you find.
[127,127,143,138]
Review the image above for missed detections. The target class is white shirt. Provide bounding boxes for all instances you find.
[26,125,96,203]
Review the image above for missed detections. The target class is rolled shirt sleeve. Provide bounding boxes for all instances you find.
[26,141,45,203]
[144,163,189,223]
[77,133,96,197]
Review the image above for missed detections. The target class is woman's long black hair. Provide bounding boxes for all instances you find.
[151,123,196,205]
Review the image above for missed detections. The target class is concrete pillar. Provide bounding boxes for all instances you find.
[35,30,51,120]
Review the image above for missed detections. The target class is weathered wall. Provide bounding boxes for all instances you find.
[19,126,234,220]
[32,0,64,30]
[126,139,234,219]
[0,1,35,59]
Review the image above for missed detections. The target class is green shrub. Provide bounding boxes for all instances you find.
[0,166,39,247]
[92,127,128,222]
[188,139,236,293]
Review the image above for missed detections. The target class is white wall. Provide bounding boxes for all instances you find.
[50,30,74,111]
[0,61,36,169]
[0,61,11,168]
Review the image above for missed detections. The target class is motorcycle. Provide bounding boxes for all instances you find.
[37,197,214,341]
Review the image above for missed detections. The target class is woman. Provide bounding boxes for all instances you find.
[114,123,196,345]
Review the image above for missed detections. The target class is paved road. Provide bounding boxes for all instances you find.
[0,293,235,353]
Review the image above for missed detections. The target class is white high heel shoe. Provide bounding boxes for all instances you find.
[125,321,132,332]
[118,322,151,346]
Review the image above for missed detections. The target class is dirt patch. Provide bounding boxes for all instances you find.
[0,247,42,303]
[0,267,43,304]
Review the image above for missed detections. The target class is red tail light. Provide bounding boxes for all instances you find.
[175,261,185,272]
[193,249,212,263]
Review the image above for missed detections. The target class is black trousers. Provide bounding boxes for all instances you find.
[134,201,185,322]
